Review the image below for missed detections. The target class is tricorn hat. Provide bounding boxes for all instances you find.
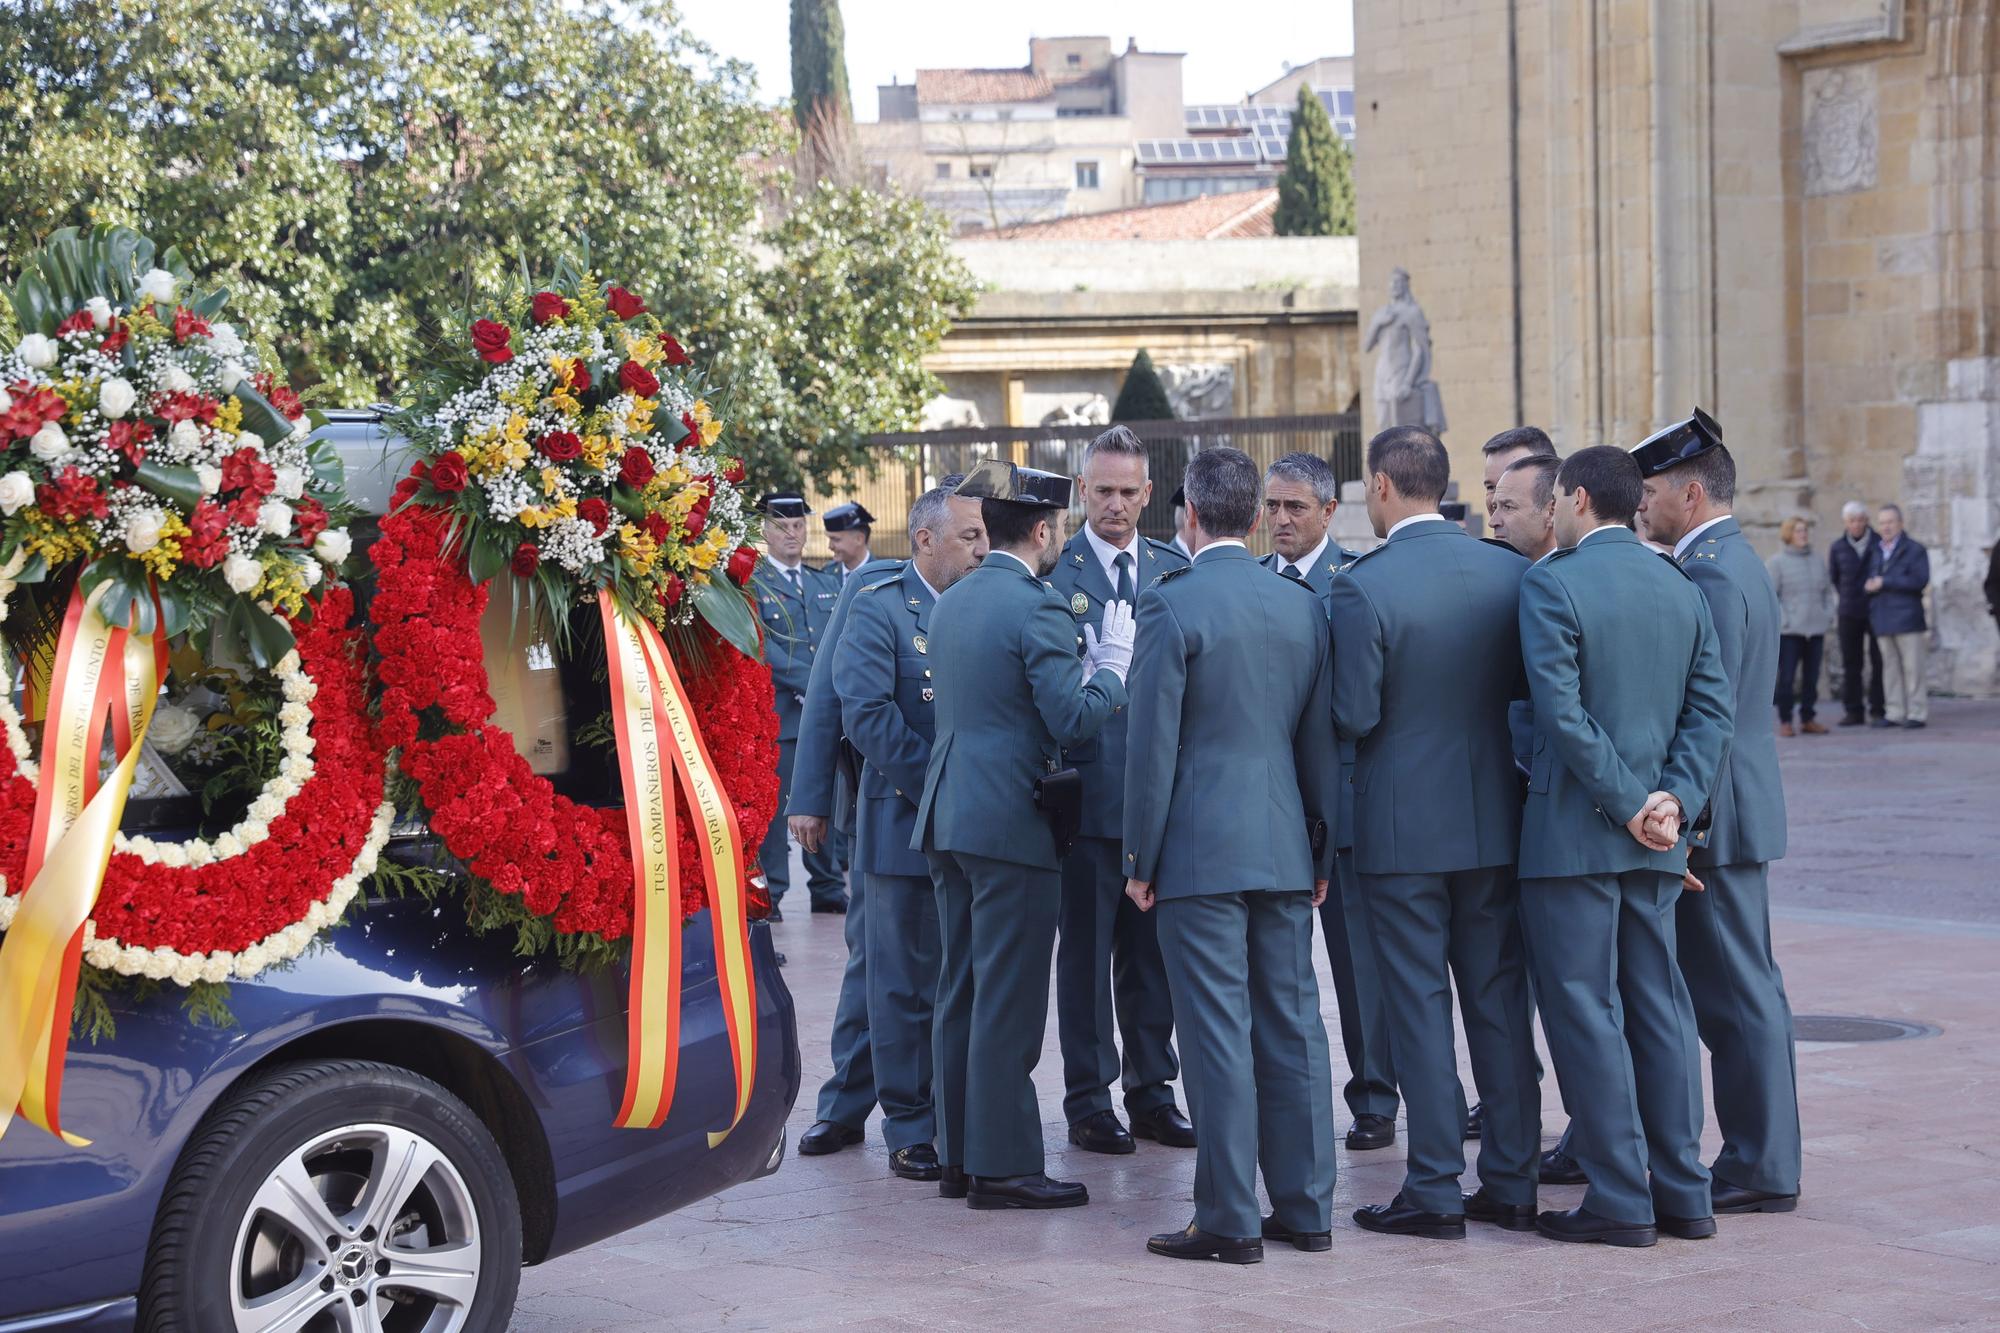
[955,460,1072,510]
[822,501,875,532]
[1629,408,1725,478]
[757,491,812,519]
[1170,485,1186,508]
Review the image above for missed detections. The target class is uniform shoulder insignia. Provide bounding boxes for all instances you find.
[1657,551,1696,579]
[1343,544,1384,569]
[1155,564,1193,584]
[1144,536,1187,563]
[857,574,901,594]
[1543,544,1580,562]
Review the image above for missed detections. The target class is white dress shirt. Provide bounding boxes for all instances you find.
[991,550,1036,576]
[1082,523,1141,589]
[1192,538,1248,560]
[1580,523,1631,546]
[1276,532,1332,579]
[1387,512,1453,538]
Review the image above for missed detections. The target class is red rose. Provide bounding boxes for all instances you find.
[605,286,646,320]
[578,497,611,534]
[567,360,591,393]
[682,500,710,541]
[430,451,470,493]
[511,542,541,576]
[470,319,514,364]
[221,445,275,498]
[536,431,582,463]
[530,291,570,326]
[107,418,154,465]
[171,305,211,344]
[617,361,660,399]
[55,309,94,336]
[619,447,655,488]
[254,371,305,420]
[727,545,758,585]
[722,458,746,485]
[660,335,691,367]
[660,573,686,607]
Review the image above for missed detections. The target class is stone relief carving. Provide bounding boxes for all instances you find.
[920,393,985,430]
[1038,394,1111,427]
[1157,363,1236,420]
[1802,66,1878,197]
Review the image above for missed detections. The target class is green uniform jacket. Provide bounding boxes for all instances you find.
[1678,517,1789,868]
[1516,526,1735,879]
[1121,544,1338,899]
[1260,545,1366,847]
[1328,520,1528,876]
[912,551,1128,870]
[751,557,842,741]
[1044,531,1188,840]
[788,556,906,826]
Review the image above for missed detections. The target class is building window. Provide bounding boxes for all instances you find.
[970,162,994,180]
[1074,160,1100,190]
[1066,53,1082,67]
[935,161,952,179]
[997,109,1013,121]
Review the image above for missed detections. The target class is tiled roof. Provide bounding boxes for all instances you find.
[915,68,1055,106]
[999,189,1280,241]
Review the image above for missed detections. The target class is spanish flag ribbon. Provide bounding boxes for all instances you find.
[0,583,162,1146]
[598,591,756,1140]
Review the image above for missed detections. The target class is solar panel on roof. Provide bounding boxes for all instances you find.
[1336,90,1355,115]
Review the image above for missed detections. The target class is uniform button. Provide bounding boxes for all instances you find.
[895,789,903,797]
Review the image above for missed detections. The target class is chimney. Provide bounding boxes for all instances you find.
[1126,37,1138,55]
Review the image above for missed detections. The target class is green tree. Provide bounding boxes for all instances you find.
[1111,349,1175,423]
[789,0,852,131]
[0,0,973,491]
[1274,85,1356,237]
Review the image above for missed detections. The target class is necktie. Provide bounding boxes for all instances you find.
[787,567,802,597]
[1287,562,1306,582]
[1113,551,1135,604]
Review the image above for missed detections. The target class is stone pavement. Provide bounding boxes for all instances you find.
[516,700,2000,1331]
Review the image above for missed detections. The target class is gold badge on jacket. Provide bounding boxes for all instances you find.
[1071,592,1089,616]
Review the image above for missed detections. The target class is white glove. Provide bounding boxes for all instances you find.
[1081,600,1135,684]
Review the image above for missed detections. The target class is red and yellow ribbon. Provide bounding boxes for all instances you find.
[598,590,756,1140]
[0,584,162,1146]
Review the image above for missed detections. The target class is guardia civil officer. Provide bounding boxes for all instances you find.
[1122,445,1339,1264]
[833,483,988,1182]
[1262,450,1401,1154]
[821,500,876,581]
[913,461,1132,1210]
[1330,426,1541,1239]
[1047,426,1194,1156]
[788,509,927,1156]
[1633,412,1803,1215]
[1517,446,1734,1247]
[751,494,848,916]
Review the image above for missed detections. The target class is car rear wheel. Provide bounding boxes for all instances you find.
[140,1059,521,1333]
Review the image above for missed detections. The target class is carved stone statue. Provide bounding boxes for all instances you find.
[1363,267,1448,436]
[1158,363,1236,420]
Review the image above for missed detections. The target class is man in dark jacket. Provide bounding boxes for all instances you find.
[1827,501,1885,726]
[1864,504,1930,728]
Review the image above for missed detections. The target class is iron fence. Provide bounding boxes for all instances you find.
[801,413,1362,563]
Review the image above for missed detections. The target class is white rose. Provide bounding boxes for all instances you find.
[207,322,243,359]
[300,556,323,587]
[0,387,12,414]
[98,377,136,419]
[223,553,263,594]
[16,334,56,369]
[236,430,262,452]
[257,499,293,536]
[218,361,247,392]
[159,364,194,393]
[168,419,202,453]
[272,465,305,501]
[124,508,166,554]
[313,529,352,565]
[138,268,177,304]
[29,422,69,462]
[85,297,113,330]
[148,703,201,756]
[0,473,33,516]
[195,464,223,495]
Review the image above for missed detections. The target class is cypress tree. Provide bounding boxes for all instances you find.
[1112,349,1176,422]
[1274,84,1355,237]
[789,0,853,131]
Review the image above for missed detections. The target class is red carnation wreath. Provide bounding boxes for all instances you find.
[369,495,779,943]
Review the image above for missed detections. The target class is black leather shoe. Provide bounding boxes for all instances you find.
[1904,720,1927,729]
[938,1165,968,1200]
[1354,1194,1466,1239]
[1658,1213,1718,1239]
[1067,1109,1135,1155]
[1462,1188,1537,1232]
[766,904,785,922]
[1870,717,1898,728]
[1129,1104,1197,1148]
[797,1119,863,1156]
[1464,1102,1484,1141]
[774,950,787,967]
[810,896,849,914]
[1260,1214,1332,1252]
[889,1144,941,1181]
[1839,713,1866,727]
[1539,1147,1587,1185]
[1147,1223,1262,1264]
[1710,1182,1798,1214]
[1535,1206,1656,1247]
[966,1172,1089,1210]
[1345,1113,1396,1151]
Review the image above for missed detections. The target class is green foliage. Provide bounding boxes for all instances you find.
[789,0,852,131]
[0,0,974,492]
[1111,349,1176,423]
[1274,86,1356,238]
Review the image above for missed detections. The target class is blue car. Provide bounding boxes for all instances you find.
[0,409,801,1331]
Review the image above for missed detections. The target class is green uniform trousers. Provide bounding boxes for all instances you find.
[1056,836,1180,1124]
[812,867,876,1129]
[1678,861,1802,1196]
[926,849,1061,1178]
[1155,890,1336,1239]
[1358,866,1541,1212]
[1322,849,1401,1121]
[760,737,847,908]
[863,871,941,1152]
[1520,870,1709,1225]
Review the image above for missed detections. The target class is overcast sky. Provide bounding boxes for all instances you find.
[673,0,1357,119]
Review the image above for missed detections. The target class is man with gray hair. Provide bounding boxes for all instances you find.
[1048,425,1195,1155]
[1827,500,1886,726]
[1490,453,1560,563]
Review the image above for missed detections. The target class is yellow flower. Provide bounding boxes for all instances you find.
[503,413,530,445]
[138,514,188,581]
[538,466,565,499]
[254,553,310,619]
[691,398,723,448]
[547,386,581,417]
[213,396,244,435]
[580,434,611,471]
[619,522,660,574]
[553,495,578,522]
[625,395,656,437]
[625,334,662,367]
[518,506,555,530]
[21,513,97,566]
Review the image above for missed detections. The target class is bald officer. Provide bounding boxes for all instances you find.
[1123,445,1339,1264]
[914,461,1132,1211]
[1634,412,1802,1216]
